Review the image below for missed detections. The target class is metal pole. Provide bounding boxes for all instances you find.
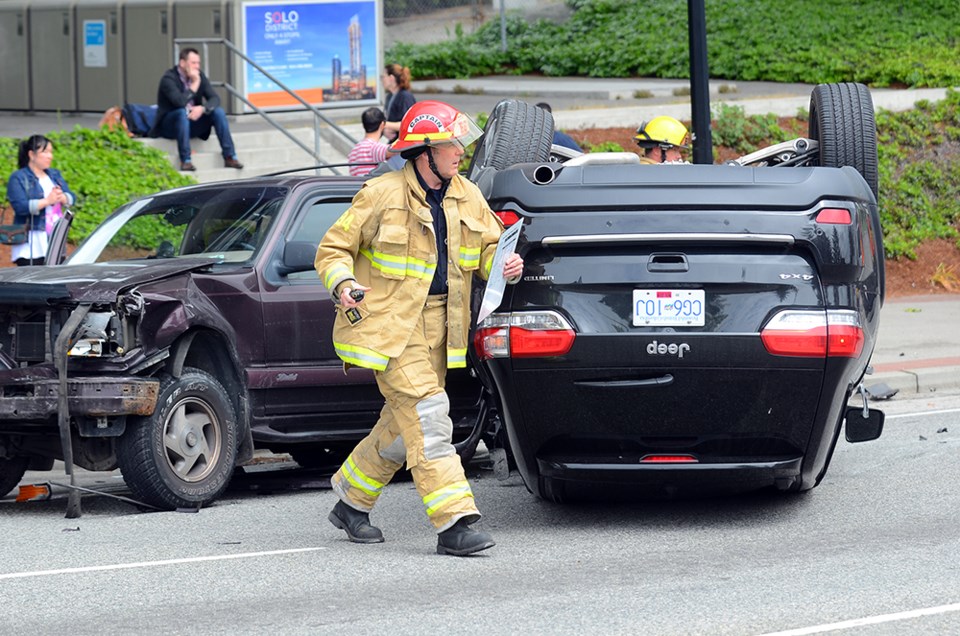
[56,304,92,519]
[499,0,507,53]
[687,0,713,164]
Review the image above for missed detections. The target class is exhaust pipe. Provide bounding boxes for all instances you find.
[532,164,557,185]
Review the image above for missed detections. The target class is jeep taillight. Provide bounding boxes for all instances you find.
[493,211,521,227]
[760,309,864,358]
[475,311,576,359]
[815,207,852,224]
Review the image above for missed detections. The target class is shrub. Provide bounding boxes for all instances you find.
[0,127,195,247]
[389,0,960,88]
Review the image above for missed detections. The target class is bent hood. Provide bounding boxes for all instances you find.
[0,259,218,305]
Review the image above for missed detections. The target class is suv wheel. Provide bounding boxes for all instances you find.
[809,82,879,199]
[117,368,237,509]
[0,456,29,498]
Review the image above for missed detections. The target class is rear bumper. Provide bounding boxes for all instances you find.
[538,457,803,490]
[0,376,159,419]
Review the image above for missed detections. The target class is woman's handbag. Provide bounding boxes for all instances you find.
[0,205,29,245]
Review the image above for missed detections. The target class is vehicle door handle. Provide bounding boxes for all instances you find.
[575,374,673,388]
[648,253,689,272]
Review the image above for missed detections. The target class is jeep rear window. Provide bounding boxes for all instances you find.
[68,186,289,265]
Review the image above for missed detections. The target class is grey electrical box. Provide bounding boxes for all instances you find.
[0,2,31,110]
[173,0,231,110]
[75,0,123,111]
[29,0,78,111]
[123,0,173,104]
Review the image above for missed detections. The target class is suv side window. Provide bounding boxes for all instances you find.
[286,199,352,281]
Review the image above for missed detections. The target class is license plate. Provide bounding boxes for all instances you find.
[633,289,705,326]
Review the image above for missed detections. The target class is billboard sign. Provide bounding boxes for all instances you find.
[241,0,379,110]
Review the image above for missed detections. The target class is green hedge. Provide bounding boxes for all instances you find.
[0,127,194,247]
[875,90,960,258]
[389,0,960,88]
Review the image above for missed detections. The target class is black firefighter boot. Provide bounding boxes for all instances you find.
[436,518,495,556]
[328,500,384,544]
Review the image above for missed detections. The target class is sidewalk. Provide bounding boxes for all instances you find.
[1,77,958,397]
[869,295,960,396]
[408,76,951,131]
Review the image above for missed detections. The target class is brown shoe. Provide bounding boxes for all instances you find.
[180,161,196,172]
[224,157,244,169]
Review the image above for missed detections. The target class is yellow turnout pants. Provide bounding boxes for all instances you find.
[331,298,480,532]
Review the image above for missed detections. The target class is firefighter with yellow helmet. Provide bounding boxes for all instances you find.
[634,116,691,164]
[315,100,523,556]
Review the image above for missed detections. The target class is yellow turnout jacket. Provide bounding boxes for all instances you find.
[315,162,505,371]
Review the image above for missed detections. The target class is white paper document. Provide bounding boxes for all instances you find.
[476,221,522,324]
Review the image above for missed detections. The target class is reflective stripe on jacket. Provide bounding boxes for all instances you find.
[315,161,504,370]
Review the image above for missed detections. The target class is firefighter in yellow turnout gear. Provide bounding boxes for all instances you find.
[315,101,524,556]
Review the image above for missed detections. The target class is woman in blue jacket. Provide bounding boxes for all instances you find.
[6,134,75,266]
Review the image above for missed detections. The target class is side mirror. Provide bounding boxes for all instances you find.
[276,240,317,276]
[844,406,884,443]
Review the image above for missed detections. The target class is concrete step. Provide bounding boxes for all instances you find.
[137,121,358,184]
[169,146,352,183]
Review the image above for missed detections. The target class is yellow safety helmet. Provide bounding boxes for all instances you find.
[634,116,691,150]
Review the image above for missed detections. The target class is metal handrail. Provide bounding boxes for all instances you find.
[174,37,359,175]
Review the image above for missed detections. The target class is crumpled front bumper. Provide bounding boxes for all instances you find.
[0,367,158,419]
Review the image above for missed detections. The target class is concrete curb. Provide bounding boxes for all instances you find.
[868,367,960,396]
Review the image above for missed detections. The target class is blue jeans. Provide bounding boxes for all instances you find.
[156,106,237,164]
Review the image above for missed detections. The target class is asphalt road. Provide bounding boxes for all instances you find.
[2,389,960,635]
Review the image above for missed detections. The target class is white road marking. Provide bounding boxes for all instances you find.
[0,547,324,581]
[885,407,960,420]
[755,601,960,636]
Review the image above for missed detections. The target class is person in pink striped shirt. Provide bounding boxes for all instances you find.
[348,108,394,177]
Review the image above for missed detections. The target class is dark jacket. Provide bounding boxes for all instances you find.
[385,89,416,124]
[553,130,583,152]
[149,66,221,138]
[6,167,75,231]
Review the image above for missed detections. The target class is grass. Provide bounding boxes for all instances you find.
[930,263,960,291]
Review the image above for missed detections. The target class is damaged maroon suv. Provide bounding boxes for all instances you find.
[0,178,485,509]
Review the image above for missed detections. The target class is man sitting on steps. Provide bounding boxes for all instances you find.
[149,47,244,172]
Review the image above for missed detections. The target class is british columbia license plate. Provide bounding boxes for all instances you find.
[632,289,705,326]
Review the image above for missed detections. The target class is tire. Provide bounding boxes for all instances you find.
[466,99,555,182]
[809,82,879,200]
[0,456,29,498]
[809,82,885,301]
[117,368,237,509]
[536,475,567,504]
